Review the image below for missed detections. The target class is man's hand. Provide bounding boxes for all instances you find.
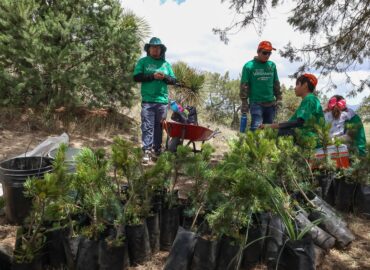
[241,100,249,114]
[259,123,279,129]
[275,99,283,111]
[269,123,279,129]
[154,72,165,80]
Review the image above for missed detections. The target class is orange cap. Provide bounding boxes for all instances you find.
[258,41,276,51]
[302,73,318,87]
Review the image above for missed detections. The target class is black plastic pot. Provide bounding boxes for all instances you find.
[62,234,82,270]
[163,227,196,270]
[310,195,347,227]
[216,236,240,270]
[354,184,370,219]
[151,190,164,214]
[308,209,354,248]
[191,236,220,270]
[11,259,43,270]
[146,213,160,253]
[264,214,285,269]
[316,173,336,206]
[126,223,151,266]
[242,213,269,268]
[44,228,67,268]
[160,207,180,251]
[0,247,11,270]
[276,237,315,270]
[295,212,335,250]
[98,239,129,270]
[182,215,193,230]
[75,237,99,270]
[335,180,357,212]
[0,157,53,224]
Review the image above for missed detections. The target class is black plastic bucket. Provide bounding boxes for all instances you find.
[0,156,53,224]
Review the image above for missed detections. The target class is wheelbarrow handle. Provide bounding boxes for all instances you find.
[207,128,221,140]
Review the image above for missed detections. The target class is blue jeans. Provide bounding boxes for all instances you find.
[141,103,168,151]
[250,103,276,131]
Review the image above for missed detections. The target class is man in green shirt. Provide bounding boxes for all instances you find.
[240,41,282,131]
[133,37,177,163]
[261,73,324,148]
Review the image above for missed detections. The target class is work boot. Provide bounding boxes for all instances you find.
[151,149,162,161]
[142,150,151,164]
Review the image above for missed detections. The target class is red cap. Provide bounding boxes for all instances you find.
[302,73,318,87]
[258,41,276,51]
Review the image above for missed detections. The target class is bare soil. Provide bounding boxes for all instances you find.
[0,109,369,269]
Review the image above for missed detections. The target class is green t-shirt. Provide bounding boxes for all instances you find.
[240,59,279,103]
[289,93,324,146]
[345,114,367,156]
[133,56,175,104]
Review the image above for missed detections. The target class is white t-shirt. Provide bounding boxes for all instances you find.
[324,108,356,138]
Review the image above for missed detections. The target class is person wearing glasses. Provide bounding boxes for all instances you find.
[240,41,282,131]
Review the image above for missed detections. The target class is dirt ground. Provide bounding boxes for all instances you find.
[0,110,369,270]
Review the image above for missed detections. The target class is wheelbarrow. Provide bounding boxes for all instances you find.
[162,120,220,153]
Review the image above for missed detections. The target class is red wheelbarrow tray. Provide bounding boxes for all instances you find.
[162,120,214,142]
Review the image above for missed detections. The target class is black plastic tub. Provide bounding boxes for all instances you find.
[0,156,53,224]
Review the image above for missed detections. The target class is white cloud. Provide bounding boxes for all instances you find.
[121,0,369,104]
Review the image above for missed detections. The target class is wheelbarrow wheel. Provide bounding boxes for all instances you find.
[168,137,182,152]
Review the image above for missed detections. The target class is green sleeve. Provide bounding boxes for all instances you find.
[240,64,250,84]
[133,58,144,76]
[345,115,367,156]
[295,99,315,121]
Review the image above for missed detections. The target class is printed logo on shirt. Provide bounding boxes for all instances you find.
[145,64,159,73]
[145,63,167,74]
[253,69,273,81]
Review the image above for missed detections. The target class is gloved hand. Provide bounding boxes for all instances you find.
[241,100,249,114]
[174,82,184,88]
[275,99,283,111]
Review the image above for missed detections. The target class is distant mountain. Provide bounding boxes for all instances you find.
[347,104,360,111]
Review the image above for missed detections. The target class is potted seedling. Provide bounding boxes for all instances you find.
[14,144,74,269]
[180,143,214,230]
[72,147,129,270]
[111,137,153,265]
[271,188,317,270]
[153,146,196,251]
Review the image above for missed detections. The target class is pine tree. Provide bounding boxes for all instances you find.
[215,0,370,92]
[0,0,148,109]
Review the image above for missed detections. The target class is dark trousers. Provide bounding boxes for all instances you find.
[141,103,167,151]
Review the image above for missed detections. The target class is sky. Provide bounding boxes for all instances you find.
[120,0,369,105]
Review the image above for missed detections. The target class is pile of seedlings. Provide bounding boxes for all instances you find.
[0,127,368,270]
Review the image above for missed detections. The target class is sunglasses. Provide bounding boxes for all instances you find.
[261,51,272,56]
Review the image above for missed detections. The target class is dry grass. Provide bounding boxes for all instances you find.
[318,214,370,270]
[0,217,17,257]
[128,252,168,270]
